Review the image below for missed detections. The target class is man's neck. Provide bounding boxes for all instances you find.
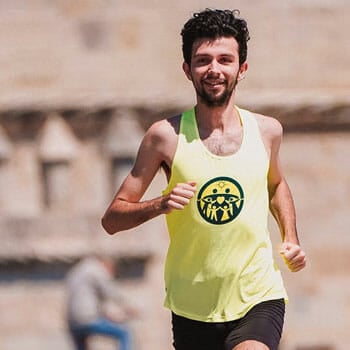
[194,99,240,133]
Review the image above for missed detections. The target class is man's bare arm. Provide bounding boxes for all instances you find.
[101,119,196,234]
[262,116,306,272]
[102,180,196,234]
[269,175,306,272]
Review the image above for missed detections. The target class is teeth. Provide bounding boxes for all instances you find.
[207,83,222,87]
[205,80,223,85]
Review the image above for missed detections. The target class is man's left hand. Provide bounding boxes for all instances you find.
[280,242,306,272]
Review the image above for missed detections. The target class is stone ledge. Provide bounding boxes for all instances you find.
[0,216,166,262]
[1,102,349,134]
[254,104,350,132]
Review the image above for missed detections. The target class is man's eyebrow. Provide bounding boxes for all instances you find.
[193,53,211,57]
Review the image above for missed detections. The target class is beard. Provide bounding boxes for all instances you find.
[195,73,239,107]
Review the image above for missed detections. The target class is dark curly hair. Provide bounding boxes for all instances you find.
[181,8,250,65]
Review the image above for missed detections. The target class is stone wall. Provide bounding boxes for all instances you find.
[0,1,349,350]
[1,131,349,350]
[0,0,348,109]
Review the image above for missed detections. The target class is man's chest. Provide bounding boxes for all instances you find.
[201,129,243,156]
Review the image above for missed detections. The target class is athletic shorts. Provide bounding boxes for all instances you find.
[171,299,285,350]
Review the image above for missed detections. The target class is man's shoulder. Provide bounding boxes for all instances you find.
[249,111,283,138]
[237,106,283,141]
[147,114,182,139]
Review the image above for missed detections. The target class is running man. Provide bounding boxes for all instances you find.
[102,8,306,350]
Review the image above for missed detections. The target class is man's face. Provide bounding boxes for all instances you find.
[183,36,247,107]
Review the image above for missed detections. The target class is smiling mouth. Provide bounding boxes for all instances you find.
[204,80,225,88]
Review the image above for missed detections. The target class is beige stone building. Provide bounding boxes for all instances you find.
[0,1,349,349]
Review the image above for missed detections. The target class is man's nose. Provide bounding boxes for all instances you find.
[207,60,220,74]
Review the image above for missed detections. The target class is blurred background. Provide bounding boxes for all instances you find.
[0,0,349,349]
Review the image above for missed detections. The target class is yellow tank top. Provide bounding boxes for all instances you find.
[163,106,287,322]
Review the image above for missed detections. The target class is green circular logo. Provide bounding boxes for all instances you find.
[197,176,244,225]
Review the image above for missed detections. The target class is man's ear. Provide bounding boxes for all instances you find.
[238,62,248,81]
[182,61,192,81]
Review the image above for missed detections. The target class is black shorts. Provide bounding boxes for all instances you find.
[171,299,285,350]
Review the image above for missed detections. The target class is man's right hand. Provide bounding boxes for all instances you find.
[161,181,197,213]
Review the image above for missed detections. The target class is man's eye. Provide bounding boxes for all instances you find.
[195,58,209,65]
[221,57,233,64]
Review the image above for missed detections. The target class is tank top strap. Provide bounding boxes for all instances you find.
[180,107,197,142]
[236,107,266,157]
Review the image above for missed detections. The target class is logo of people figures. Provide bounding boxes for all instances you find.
[197,177,244,225]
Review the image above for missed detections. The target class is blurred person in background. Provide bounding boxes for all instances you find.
[65,254,136,350]
[101,8,306,350]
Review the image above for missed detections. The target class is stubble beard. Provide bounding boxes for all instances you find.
[196,75,239,108]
